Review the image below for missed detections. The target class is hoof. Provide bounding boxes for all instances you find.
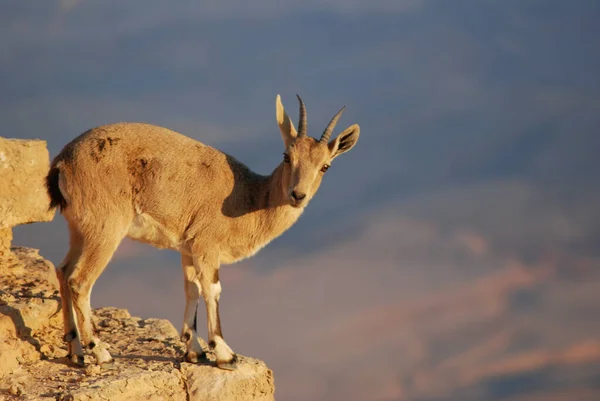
[68,354,85,368]
[184,351,208,364]
[216,355,238,371]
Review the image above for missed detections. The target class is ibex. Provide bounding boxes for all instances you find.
[46,95,360,370]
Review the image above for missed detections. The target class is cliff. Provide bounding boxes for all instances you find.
[0,137,275,401]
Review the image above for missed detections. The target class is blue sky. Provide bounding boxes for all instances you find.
[4,1,600,400]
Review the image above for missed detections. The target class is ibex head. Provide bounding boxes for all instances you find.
[276,94,360,208]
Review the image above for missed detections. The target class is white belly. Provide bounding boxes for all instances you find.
[127,213,181,250]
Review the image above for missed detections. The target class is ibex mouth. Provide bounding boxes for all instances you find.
[289,198,306,208]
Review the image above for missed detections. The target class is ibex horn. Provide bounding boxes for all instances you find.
[320,106,345,143]
[296,94,307,137]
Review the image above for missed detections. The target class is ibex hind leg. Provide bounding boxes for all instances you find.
[181,254,208,363]
[68,223,127,366]
[56,230,86,366]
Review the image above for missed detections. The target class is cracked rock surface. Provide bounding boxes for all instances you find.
[0,247,275,401]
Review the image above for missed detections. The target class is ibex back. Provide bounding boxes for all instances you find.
[46,94,360,370]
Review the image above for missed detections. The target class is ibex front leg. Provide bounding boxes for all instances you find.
[181,254,207,363]
[194,253,237,370]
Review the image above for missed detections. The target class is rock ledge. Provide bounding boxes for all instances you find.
[0,247,275,401]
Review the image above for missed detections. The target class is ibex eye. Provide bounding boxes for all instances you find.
[283,153,290,163]
[320,164,330,173]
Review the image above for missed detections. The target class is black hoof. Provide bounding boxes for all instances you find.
[184,351,208,364]
[63,330,77,343]
[68,354,85,368]
[216,354,238,371]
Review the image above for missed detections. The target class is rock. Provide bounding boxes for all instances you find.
[85,365,102,376]
[8,383,23,396]
[0,247,61,377]
[0,133,54,261]
[183,358,275,401]
[0,247,275,401]
[0,137,55,254]
[0,228,12,258]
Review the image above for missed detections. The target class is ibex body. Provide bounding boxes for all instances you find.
[46,95,360,369]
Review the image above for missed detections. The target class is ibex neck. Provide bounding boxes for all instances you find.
[263,163,287,207]
[217,162,302,264]
[256,163,304,239]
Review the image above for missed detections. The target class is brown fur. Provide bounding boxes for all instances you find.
[46,95,360,368]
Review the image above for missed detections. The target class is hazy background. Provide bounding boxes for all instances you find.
[4,1,600,400]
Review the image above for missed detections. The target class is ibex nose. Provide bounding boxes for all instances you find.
[290,190,306,202]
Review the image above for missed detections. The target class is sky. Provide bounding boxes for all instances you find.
[4,1,600,400]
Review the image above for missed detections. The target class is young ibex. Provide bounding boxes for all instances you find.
[46,95,360,370]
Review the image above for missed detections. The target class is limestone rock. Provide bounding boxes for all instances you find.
[0,228,12,260]
[0,247,61,378]
[183,358,275,401]
[0,247,275,401]
[0,137,54,232]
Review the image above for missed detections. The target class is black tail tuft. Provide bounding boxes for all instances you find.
[46,166,67,211]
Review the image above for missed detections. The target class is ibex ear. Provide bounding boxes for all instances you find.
[276,95,298,148]
[328,124,360,161]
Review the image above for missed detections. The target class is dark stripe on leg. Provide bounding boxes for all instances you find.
[214,300,223,338]
[210,270,222,338]
[193,302,198,332]
[63,330,77,343]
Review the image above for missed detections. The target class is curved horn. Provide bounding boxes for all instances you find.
[320,105,345,143]
[296,94,307,137]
